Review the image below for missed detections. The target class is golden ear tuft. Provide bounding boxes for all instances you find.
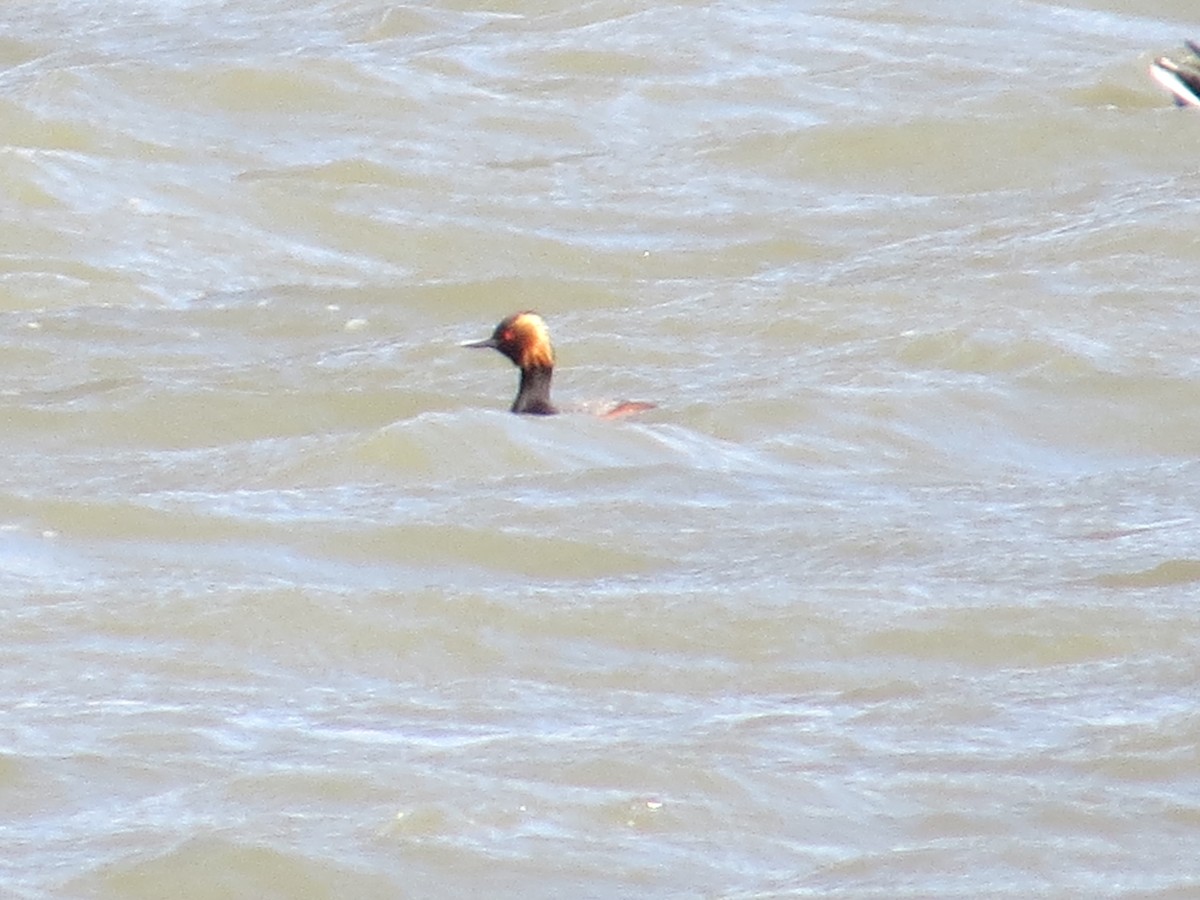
[512,312,555,369]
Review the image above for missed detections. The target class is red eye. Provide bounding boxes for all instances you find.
[502,329,514,342]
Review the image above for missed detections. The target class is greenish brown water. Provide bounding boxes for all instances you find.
[3,1,1200,897]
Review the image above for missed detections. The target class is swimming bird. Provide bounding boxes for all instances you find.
[462,310,655,418]
[1149,40,1200,107]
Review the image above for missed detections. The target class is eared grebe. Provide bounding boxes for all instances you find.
[462,311,655,418]
[1150,40,1200,107]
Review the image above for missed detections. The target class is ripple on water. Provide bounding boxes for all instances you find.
[4,1,1200,897]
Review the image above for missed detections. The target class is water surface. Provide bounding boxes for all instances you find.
[3,1,1200,896]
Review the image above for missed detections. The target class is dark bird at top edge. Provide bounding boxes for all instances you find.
[1149,40,1200,107]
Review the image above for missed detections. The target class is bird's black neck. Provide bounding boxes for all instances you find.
[512,366,557,415]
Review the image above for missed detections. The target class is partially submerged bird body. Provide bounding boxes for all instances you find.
[1150,40,1200,107]
[462,311,654,418]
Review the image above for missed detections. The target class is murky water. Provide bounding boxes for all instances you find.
[3,1,1200,897]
